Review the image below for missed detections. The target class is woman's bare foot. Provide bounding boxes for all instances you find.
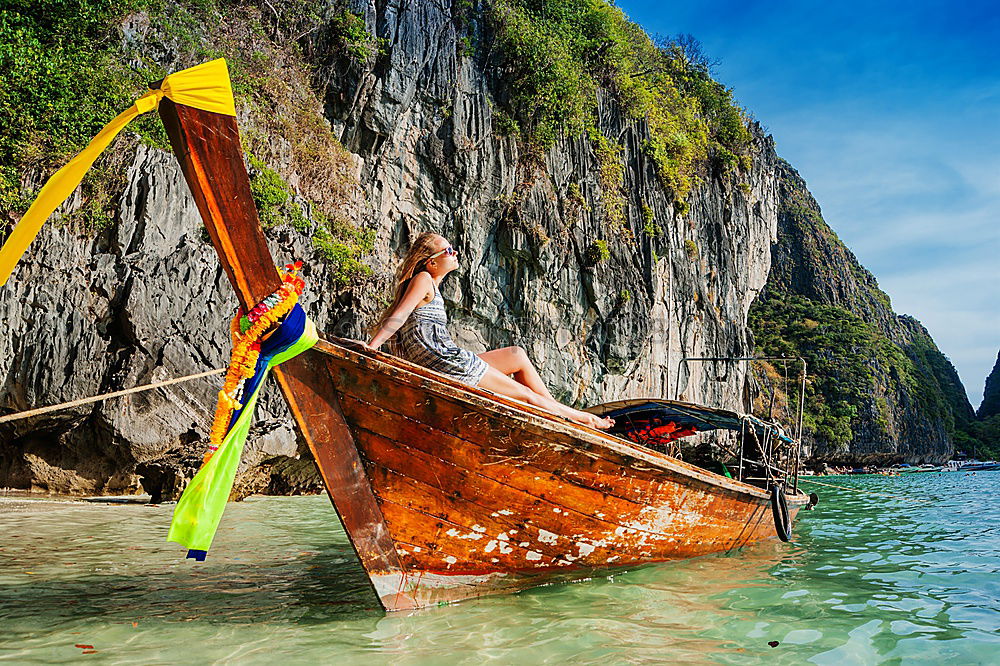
[562,408,614,430]
[587,414,615,429]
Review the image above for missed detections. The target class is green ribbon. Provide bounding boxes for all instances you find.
[167,317,318,556]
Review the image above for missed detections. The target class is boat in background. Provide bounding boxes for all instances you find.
[894,464,943,473]
[957,461,1000,472]
[156,79,810,611]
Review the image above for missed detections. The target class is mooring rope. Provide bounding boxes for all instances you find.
[797,477,934,503]
[0,368,225,424]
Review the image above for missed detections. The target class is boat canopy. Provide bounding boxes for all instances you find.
[586,398,793,449]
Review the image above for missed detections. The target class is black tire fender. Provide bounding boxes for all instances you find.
[770,485,792,542]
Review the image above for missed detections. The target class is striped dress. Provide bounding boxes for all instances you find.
[391,280,489,386]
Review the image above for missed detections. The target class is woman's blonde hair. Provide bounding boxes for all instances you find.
[370,231,443,336]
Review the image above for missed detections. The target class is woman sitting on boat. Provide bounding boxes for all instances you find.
[364,232,614,430]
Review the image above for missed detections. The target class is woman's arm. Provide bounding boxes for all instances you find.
[367,272,434,349]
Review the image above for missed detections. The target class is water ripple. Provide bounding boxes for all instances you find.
[1,472,998,663]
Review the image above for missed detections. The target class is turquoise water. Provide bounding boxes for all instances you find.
[1,472,998,664]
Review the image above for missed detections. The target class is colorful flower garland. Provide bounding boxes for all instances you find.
[205,262,306,462]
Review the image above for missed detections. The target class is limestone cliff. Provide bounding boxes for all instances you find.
[0,0,969,495]
[965,351,1000,458]
[978,351,1000,420]
[0,0,780,495]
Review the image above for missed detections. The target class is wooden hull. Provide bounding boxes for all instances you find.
[314,339,808,610]
[156,95,807,612]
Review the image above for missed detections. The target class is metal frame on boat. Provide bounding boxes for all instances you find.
[157,91,810,612]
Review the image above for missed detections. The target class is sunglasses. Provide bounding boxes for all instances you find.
[427,246,458,260]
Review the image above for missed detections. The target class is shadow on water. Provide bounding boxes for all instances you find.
[0,546,383,632]
[0,495,388,642]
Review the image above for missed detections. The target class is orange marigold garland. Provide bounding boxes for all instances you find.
[205,262,306,462]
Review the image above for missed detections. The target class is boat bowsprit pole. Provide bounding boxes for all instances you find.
[154,61,413,608]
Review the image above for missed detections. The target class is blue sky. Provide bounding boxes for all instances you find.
[617,0,1000,407]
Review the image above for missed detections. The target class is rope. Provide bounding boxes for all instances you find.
[797,477,933,503]
[0,368,225,424]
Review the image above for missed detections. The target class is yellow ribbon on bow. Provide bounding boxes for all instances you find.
[0,58,237,286]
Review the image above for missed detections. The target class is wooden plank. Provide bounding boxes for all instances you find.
[360,433,633,568]
[341,394,654,518]
[375,483,774,575]
[379,494,790,607]
[157,99,412,610]
[345,392,789,563]
[319,339,796,503]
[333,363,767,515]
[157,99,279,307]
[356,421,663,542]
[377,498,577,573]
[362,429,777,562]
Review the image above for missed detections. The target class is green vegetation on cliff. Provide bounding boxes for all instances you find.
[751,294,960,452]
[962,351,1000,459]
[0,0,374,284]
[484,0,753,217]
[0,0,162,221]
[962,414,1000,459]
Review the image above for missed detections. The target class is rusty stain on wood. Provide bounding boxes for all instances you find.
[313,341,808,608]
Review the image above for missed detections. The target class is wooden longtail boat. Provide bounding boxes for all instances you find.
[157,94,810,612]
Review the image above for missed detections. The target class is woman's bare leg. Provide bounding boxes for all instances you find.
[478,346,614,428]
[478,346,555,399]
[477,366,613,429]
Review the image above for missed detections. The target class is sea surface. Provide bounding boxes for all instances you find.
[1,472,998,664]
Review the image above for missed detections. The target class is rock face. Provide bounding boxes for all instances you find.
[0,146,323,495]
[750,159,974,464]
[0,1,778,496]
[0,0,966,493]
[312,1,780,410]
[978,351,1000,420]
